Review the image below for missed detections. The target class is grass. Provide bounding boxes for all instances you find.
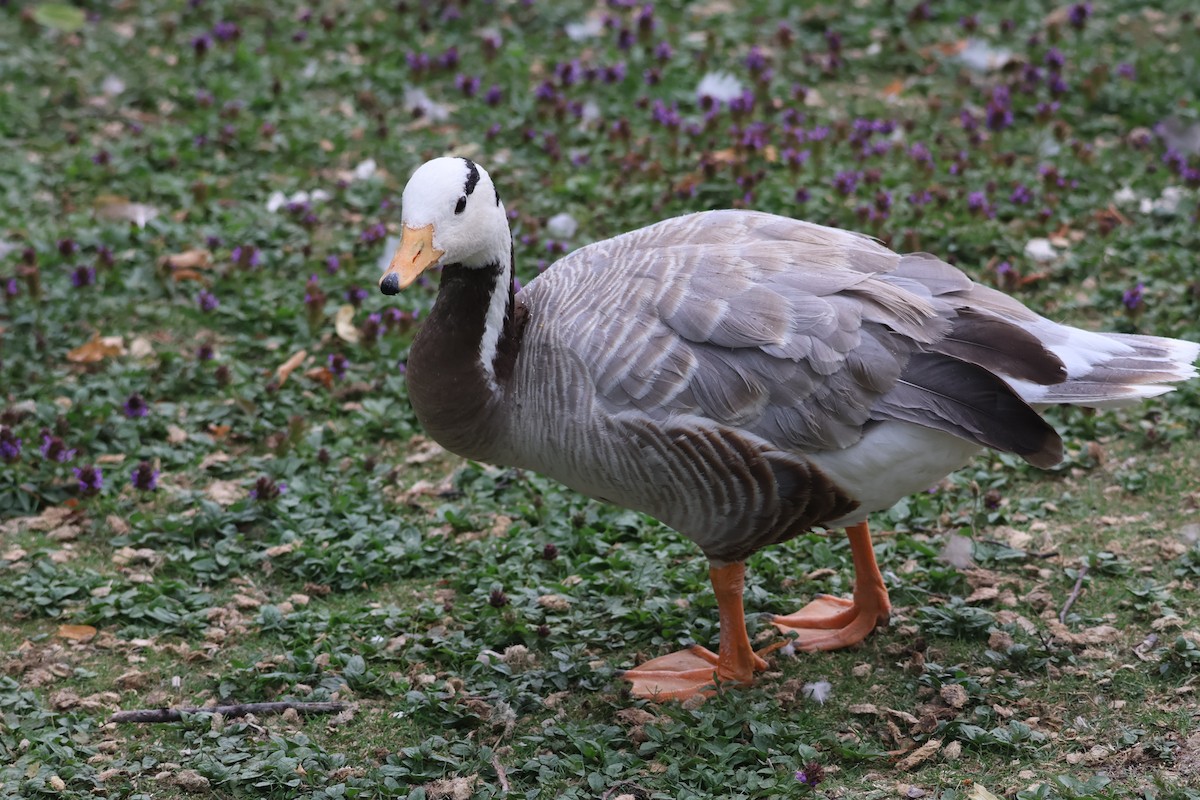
[2,0,1200,797]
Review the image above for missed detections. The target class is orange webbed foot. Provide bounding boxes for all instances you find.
[621,645,769,701]
[621,562,771,702]
[771,521,891,652]
[771,591,889,651]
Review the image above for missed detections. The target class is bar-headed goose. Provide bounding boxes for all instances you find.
[378,156,1199,701]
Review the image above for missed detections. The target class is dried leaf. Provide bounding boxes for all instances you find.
[167,425,188,444]
[48,524,81,541]
[537,594,571,611]
[334,305,361,343]
[881,78,905,97]
[939,684,969,709]
[93,195,160,227]
[264,540,302,558]
[198,452,232,471]
[205,479,244,506]
[57,624,98,642]
[896,738,942,771]
[171,269,207,283]
[967,785,1002,800]
[67,333,126,363]
[305,366,334,389]
[161,249,211,270]
[425,775,479,800]
[275,349,308,386]
[966,586,1000,604]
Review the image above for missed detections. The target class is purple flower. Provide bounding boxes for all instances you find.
[794,762,825,787]
[130,461,160,491]
[909,142,933,168]
[832,170,860,195]
[651,99,681,129]
[40,434,75,463]
[0,427,20,462]
[1045,48,1066,71]
[781,148,809,168]
[123,392,149,419]
[360,222,387,244]
[345,286,368,307]
[328,353,348,379]
[794,187,810,204]
[1068,2,1091,30]
[58,238,77,257]
[1035,101,1062,119]
[406,51,431,73]
[455,74,480,97]
[985,86,1013,132]
[4,277,18,299]
[967,191,994,217]
[325,254,340,274]
[362,311,383,345]
[70,266,96,288]
[728,89,755,115]
[192,34,212,56]
[602,62,626,84]
[484,85,503,106]
[231,245,262,268]
[1116,63,1136,81]
[907,189,932,207]
[744,46,768,75]
[73,464,103,496]
[212,20,240,42]
[1122,282,1144,312]
[654,40,672,62]
[197,290,219,312]
[1009,184,1034,205]
[250,475,286,501]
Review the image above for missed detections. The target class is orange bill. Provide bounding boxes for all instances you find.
[379,223,443,294]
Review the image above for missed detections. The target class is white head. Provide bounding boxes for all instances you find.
[379,157,511,294]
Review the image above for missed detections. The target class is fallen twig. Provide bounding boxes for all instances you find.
[108,701,347,724]
[492,754,510,793]
[1058,564,1089,624]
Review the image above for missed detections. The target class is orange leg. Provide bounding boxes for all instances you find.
[622,562,772,701]
[772,521,891,651]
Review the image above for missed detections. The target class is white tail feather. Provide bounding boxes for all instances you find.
[1006,318,1198,408]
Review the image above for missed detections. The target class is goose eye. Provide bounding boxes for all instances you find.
[454,195,467,214]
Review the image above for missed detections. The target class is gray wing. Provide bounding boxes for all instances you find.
[524,210,1062,464]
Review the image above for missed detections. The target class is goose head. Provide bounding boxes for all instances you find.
[378,157,510,295]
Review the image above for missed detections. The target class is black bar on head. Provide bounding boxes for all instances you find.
[462,158,480,196]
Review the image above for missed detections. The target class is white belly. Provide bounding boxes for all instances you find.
[807,421,983,527]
